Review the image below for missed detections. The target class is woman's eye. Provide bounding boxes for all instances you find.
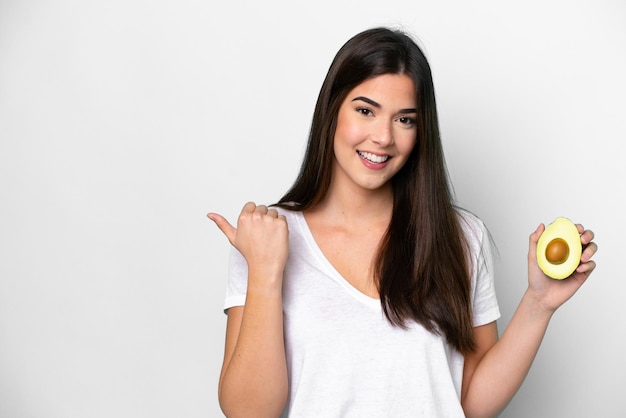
[356,107,373,116]
[397,116,416,126]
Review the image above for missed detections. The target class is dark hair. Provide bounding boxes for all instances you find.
[277,27,475,353]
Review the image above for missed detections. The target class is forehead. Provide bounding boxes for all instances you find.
[347,74,416,107]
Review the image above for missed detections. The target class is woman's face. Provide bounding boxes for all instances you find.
[331,73,417,193]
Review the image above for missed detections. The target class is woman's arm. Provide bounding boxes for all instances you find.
[209,202,289,417]
[461,223,597,418]
[219,281,287,417]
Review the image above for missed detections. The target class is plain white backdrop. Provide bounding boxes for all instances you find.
[1,0,624,417]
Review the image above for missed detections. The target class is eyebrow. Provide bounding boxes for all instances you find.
[351,96,417,114]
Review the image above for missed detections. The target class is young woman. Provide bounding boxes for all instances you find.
[208,27,597,418]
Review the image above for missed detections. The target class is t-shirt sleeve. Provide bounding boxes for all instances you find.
[223,246,248,313]
[470,219,501,327]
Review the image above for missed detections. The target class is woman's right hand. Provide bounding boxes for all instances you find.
[210,202,290,416]
[208,202,289,287]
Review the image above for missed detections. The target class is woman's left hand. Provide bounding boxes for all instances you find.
[527,223,598,312]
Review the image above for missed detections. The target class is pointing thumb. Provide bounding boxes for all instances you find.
[207,212,237,245]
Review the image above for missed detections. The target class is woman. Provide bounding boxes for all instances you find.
[208,27,597,417]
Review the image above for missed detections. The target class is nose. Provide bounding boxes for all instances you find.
[371,119,394,147]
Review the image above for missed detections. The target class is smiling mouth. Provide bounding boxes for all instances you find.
[357,151,390,164]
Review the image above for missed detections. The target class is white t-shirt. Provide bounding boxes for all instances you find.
[224,208,500,417]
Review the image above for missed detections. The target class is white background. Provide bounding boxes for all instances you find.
[1,0,624,417]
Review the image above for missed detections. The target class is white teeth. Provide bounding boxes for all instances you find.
[358,151,389,163]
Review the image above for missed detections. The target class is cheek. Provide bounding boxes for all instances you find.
[335,114,365,146]
[396,132,417,155]
[335,126,362,146]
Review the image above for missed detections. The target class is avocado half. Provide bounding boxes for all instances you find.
[536,217,582,280]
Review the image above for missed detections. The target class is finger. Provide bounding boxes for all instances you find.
[241,201,257,214]
[267,208,279,218]
[576,259,596,275]
[581,241,598,262]
[254,205,269,215]
[527,224,544,263]
[529,223,545,246]
[207,212,237,245]
[580,228,595,245]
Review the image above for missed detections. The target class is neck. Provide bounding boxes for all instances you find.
[308,178,394,227]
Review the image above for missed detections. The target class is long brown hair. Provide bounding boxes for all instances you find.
[277,27,475,353]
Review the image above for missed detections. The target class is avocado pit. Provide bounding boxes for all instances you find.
[545,238,569,265]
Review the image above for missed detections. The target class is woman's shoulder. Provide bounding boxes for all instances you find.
[455,207,489,246]
[270,202,301,217]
